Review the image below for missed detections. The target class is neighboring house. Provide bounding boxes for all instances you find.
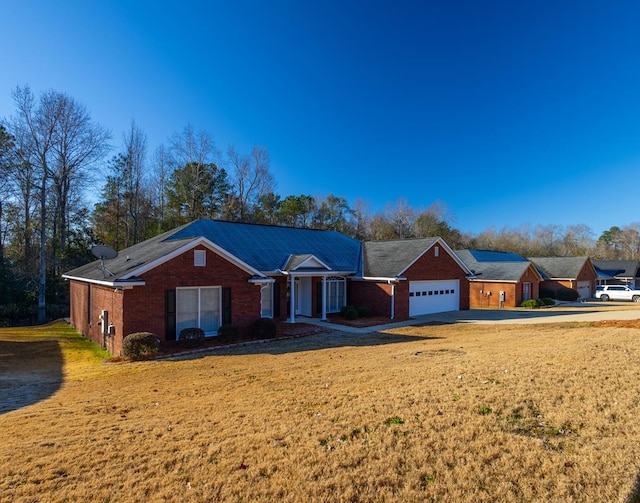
[63,219,471,355]
[456,250,542,309]
[592,260,640,289]
[456,250,542,308]
[528,256,598,300]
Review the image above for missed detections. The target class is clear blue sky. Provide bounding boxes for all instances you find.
[2,1,640,237]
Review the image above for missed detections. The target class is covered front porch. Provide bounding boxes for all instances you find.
[277,253,354,323]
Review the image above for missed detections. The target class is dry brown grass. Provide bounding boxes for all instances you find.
[2,318,640,502]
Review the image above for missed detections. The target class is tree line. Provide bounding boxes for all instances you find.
[0,86,636,323]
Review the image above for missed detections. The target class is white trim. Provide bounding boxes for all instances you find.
[358,276,406,282]
[278,269,355,277]
[289,254,331,271]
[62,275,145,288]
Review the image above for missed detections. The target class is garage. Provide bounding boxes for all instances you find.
[577,281,592,300]
[409,280,460,316]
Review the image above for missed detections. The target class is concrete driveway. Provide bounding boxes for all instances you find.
[312,301,640,334]
[422,301,640,325]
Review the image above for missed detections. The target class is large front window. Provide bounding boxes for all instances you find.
[176,287,221,336]
[326,277,346,313]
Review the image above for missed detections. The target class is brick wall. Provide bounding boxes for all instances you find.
[469,282,517,308]
[350,281,393,317]
[69,280,124,354]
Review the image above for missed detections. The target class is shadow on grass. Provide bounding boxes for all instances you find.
[0,340,63,415]
[161,330,443,361]
[628,472,640,503]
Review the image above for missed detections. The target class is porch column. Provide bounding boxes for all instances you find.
[288,274,296,323]
[321,276,327,321]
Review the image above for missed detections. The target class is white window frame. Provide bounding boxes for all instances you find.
[176,286,221,337]
[194,249,206,267]
[260,283,273,318]
[326,276,346,313]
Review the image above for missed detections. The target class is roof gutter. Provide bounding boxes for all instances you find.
[61,274,145,288]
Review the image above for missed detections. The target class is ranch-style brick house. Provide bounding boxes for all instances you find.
[455,249,542,308]
[63,219,471,355]
[528,256,598,300]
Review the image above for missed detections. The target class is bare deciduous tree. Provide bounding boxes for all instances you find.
[226,145,274,221]
[6,85,110,322]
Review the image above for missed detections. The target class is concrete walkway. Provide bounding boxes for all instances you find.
[297,301,640,334]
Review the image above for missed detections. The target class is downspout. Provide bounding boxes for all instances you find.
[321,276,327,321]
[389,280,395,320]
[288,274,296,323]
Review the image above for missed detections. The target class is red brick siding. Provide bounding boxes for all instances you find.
[69,280,124,354]
[350,281,393,317]
[469,282,517,308]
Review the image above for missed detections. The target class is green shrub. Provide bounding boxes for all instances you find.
[340,305,355,316]
[520,299,541,309]
[556,287,579,301]
[218,324,240,341]
[343,308,359,320]
[252,318,277,339]
[178,327,206,348]
[540,297,555,306]
[356,306,372,318]
[122,332,160,358]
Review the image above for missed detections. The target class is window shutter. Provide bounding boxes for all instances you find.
[273,282,281,318]
[222,287,232,325]
[316,281,322,314]
[165,290,176,341]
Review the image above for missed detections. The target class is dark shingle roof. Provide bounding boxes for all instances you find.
[363,238,441,278]
[64,220,361,283]
[591,260,640,279]
[528,256,592,280]
[456,249,534,282]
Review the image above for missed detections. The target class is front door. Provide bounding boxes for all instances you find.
[296,277,312,316]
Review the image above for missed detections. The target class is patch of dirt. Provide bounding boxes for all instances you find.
[592,319,640,329]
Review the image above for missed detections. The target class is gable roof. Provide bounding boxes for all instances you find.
[363,237,471,279]
[63,219,362,286]
[456,249,540,282]
[528,256,594,280]
[591,259,640,280]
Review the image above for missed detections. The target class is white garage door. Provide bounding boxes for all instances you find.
[409,280,460,316]
[577,281,591,300]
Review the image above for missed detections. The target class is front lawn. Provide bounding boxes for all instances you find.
[1,320,639,501]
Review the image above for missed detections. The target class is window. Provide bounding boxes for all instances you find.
[523,282,532,301]
[176,287,220,336]
[261,283,273,318]
[194,250,206,267]
[326,277,346,313]
[434,246,439,257]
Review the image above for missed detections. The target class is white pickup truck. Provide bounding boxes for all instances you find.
[595,285,640,302]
